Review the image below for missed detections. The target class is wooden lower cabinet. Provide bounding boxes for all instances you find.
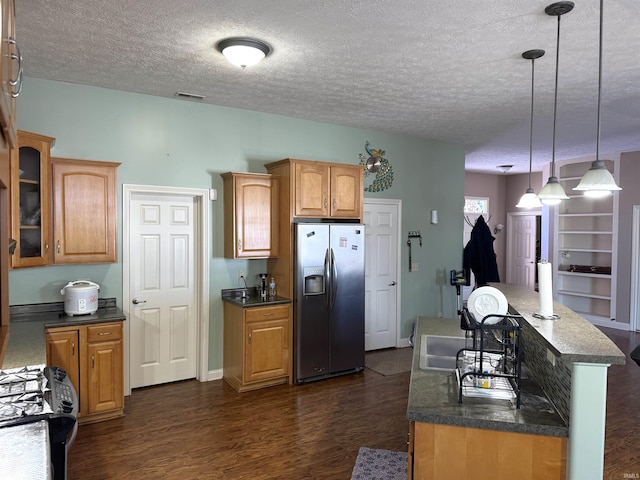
[46,321,124,424]
[223,302,290,392]
[408,421,567,480]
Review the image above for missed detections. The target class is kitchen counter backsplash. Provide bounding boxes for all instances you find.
[10,297,119,318]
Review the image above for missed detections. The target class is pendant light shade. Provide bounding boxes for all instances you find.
[517,49,544,209]
[538,176,568,205]
[538,2,573,207]
[573,0,621,197]
[217,37,272,68]
[517,189,544,209]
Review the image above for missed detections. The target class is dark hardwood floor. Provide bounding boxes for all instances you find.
[68,327,640,480]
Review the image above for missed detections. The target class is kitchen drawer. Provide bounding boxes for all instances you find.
[86,322,122,343]
[245,305,289,323]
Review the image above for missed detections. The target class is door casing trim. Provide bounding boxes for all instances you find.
[122,184,211,395]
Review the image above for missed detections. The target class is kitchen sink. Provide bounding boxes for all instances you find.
[419,334,469,372]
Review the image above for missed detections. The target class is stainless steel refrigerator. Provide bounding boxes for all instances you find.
[294,222,365,383]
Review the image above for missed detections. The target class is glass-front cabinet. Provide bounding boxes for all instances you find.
[10,130,55,268]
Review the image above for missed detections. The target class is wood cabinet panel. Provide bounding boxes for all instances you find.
[410,422,566,480]
[223,302,290,392]
[294,162,329,217]
[46,321,124,423]
[330,165,362,218]
[51,158,119,264]
[45,329,80,392]
[87,337,123,414]
[221,172,279,259]
[244,317,289,383]
[10,131,55,268]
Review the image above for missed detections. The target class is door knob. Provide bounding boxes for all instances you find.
[132,297,147,305]
[389,281,397,286]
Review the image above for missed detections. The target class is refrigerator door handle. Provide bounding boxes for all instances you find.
[324,248,331,309]
[330,248,338,311]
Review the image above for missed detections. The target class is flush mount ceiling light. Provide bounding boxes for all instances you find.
[573,0,621,198]
[538,1,573,206]
[517,49,545,209]
[217,37,272,68]
[497,164,513,173]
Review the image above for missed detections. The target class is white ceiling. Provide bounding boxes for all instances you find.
[15,0,640,174]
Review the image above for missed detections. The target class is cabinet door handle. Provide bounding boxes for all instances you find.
[57,240,61,254]
[248,333,251,344]
[72,342,75,356]
[98,332,112,336]
[324,198,328,208]
[237,239,242,251]
[263,313,273,317]
[44,242,49,252]
[333,198,336,210]
[8,38,23,98]
[91,354,95,369]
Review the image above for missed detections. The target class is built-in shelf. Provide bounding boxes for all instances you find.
[557,290,611,300]
[553,158,618,326]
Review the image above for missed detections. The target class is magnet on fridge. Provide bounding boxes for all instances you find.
[431,210,438,224]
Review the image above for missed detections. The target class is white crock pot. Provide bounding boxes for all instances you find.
[60,281,100,316]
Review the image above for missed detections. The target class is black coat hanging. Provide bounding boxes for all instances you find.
[463,215,500,287]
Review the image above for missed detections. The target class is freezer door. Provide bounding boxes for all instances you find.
[295,224,330,381]
[329,224,365,373]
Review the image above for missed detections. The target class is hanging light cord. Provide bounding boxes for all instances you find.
[551,12,562,178]
[528,57,536,190]
[595,0,603,163]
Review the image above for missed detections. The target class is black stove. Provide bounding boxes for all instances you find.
[0,364,78,480]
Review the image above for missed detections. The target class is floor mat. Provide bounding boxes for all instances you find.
[350,447,407,480]
[365,347,413,376]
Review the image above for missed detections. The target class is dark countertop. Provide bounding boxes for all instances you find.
[406,317,569,438]
[491,283,626,365]
[221,288,291,308]
[2,298,126,369]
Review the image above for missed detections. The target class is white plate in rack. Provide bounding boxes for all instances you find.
[466,286,508,325]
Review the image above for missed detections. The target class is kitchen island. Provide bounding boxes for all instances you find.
[407,284,625,480]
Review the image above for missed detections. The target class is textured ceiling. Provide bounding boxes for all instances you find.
[15,0,640,173]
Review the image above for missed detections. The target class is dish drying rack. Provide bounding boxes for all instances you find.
[455,307,524,408]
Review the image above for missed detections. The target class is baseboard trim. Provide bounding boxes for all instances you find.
[205,368,223,382]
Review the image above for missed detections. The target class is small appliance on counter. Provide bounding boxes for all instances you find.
[257,273,268,300]
[61,280,100,315]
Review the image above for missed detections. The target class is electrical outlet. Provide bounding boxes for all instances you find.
[546,348,556,367]
[238,271,245,285]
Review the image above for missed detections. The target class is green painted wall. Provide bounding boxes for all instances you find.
[10,77,465,371]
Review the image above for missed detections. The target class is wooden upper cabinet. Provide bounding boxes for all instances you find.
[281,159,363,220]
[294,162,330,217]
[10,130,55,268]
[51,158,120,264]
[0,0,19,148]
[330,164,362,219]
[221,172,279,259]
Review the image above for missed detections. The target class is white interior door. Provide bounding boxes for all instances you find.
[129,192,198,388]
[506,213,538,289]
[363,199,401,350]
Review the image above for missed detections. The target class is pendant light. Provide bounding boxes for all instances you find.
[538,2,573,206]
[517,49,545,209]
[573,0,621,198]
